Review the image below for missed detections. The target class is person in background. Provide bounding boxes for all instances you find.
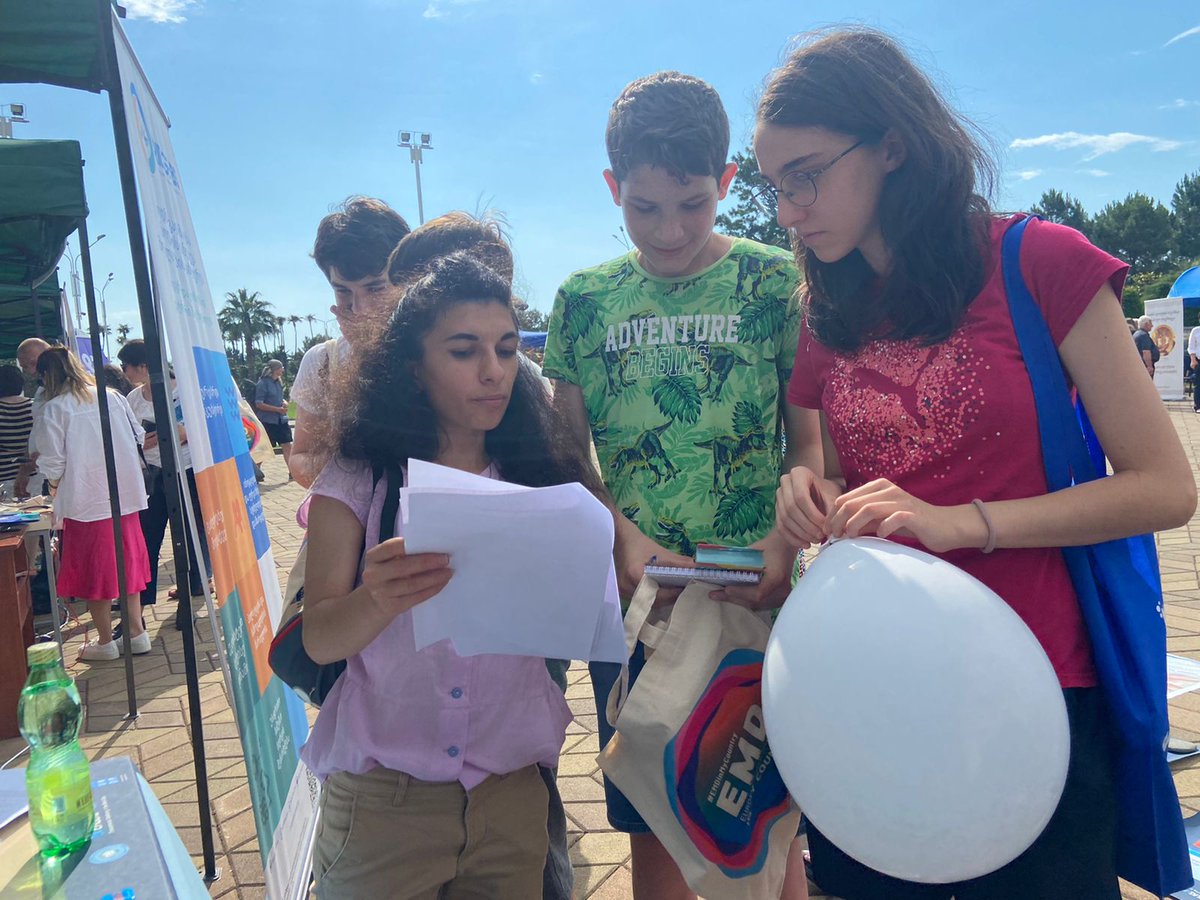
[289,197,411,487]
[118,339,212,631]
[758,27,1195,898]
[1133,315,1158,377]
[13,337,50,498]
[0,363,33,496]
[255,360,293,471]
[102,362,135,396]
[33,347,151,661]
[1188,325,1200,413]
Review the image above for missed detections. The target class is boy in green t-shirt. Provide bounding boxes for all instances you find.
[543,71,818,900]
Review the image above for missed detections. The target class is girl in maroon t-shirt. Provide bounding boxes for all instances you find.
[752,28,1195,900]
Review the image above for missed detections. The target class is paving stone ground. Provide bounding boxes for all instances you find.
[4,400,1200,898]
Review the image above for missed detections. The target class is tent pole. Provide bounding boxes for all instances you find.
[97,0,219,884]
[31,284,43,337]
[77,220,138,717]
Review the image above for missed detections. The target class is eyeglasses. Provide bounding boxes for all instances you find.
[751,140,866,215]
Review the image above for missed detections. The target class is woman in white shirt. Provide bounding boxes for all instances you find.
[33,348,152,661]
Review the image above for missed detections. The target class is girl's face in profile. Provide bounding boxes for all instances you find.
[754,123,902,274]
[415,301,521,440]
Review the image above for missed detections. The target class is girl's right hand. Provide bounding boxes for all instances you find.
[360,537,453,618]
[776,466,843,548]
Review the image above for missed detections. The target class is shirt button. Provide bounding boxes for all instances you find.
[447,746,460,758]
[450,687,463,699]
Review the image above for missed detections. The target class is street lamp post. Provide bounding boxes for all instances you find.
[100,273,115,354]
[397,130,433,225]
[64,233,106,332]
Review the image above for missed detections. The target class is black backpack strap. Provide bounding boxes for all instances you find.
[378,463,404,543]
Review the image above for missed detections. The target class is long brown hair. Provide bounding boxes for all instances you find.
[758,28,996,352]
[36,347,95,403]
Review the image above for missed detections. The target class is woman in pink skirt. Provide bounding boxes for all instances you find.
[32,348,151,661]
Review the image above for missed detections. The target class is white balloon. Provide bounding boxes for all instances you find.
[763,537,1069,884]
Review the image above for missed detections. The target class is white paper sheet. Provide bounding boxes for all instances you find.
[401,460,625,662]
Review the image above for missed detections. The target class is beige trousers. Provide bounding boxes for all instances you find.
[312,764,549,900]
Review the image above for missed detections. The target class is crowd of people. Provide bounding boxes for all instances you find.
[274,26,1195,900]
[7,335,213,659]
[5,24,1197,900]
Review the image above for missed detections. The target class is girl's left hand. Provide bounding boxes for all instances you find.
[826,479,984,554]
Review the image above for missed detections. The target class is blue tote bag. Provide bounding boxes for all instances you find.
[1001,215,1190,896]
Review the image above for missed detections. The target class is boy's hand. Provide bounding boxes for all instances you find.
[613,515,689,607]
[710,529,797,611]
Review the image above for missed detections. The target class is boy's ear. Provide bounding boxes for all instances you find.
[603,170,622,206]
[716,162,738,199]
[881,128,907,173]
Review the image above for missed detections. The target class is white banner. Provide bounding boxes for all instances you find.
[112,15,317,899]
[1145,297,1185,401]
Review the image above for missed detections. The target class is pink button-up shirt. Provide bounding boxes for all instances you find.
[299,458,572,788]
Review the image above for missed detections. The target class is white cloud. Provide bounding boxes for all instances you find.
[1078,169,1111,177]
[1160,98,1200,110]
[529,72,544,85]
[1017,169,1042,181]
[1009,131,1182,160]
[423,0,487,19]
[1165,25,1200,47]
[122,0,198,23]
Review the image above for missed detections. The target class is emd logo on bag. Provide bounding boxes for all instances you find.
[663,648,792,877]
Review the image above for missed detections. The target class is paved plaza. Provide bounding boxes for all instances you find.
[4,400,1200,898]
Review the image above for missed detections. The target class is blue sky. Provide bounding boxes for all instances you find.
[9,0,1200,343]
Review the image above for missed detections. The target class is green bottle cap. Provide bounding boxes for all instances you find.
[26,643,60,666]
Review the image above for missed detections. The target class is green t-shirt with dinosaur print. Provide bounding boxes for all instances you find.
[544,237,801,556]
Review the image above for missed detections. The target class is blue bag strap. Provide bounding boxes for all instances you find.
[999,217,1100,491]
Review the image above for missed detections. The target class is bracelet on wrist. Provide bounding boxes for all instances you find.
[971,498,997,554]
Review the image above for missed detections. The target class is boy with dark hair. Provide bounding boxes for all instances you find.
[117,338,212,629]
[290,197,411,487]
[543,71,819,899]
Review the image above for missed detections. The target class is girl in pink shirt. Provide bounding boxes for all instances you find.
[754,28,1194,900]
[301,250,604,899]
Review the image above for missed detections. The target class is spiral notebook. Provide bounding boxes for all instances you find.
[643,565,763,587]
[644,543,765,587]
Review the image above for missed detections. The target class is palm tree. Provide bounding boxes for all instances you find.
[274,316,286,354]
[218,289,275,377]
[305,314,316,339]
[116,323,131,346]
[288,315,302,352]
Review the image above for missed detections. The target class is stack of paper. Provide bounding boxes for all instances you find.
[400,459,626,663]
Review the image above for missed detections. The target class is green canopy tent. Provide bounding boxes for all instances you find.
[0,0,108,94]
[0,276,64,358]
[0,138,87,353]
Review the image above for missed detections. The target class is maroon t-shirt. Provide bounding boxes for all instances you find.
[788,216,1129,688]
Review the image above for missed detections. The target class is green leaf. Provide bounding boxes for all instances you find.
[652,376,702,424]
[732,400,763,437]
[564,291,602,340]
[714,487,771,539]
[737,295,786,344]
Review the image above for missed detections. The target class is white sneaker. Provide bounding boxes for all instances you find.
[78,640,119,662]
[124,631,152,655]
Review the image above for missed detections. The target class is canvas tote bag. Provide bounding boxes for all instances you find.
[599,576,801,899]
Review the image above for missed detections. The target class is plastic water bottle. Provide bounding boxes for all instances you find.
[17,642,94,856]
